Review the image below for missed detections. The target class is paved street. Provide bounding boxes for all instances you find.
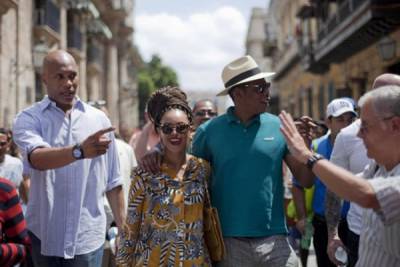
[307,242,318,267]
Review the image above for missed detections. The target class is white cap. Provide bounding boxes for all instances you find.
[326,98,357,118]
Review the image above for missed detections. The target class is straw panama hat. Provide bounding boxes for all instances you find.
[217,55,275,96]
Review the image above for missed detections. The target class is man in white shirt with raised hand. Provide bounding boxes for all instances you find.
[280,84,400,267]
[324,73,400,266]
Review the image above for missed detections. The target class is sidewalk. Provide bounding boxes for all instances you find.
[306,242,318,267]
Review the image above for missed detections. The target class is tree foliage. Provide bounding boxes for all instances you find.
[137,54,179,124]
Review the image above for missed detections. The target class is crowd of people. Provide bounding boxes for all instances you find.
[0,49,399,267]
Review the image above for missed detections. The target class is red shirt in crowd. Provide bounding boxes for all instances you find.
[0,177,30,267]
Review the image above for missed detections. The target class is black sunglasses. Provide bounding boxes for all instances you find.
[243,83,270,94]
[195,110,217,117]
[159,123,190,135]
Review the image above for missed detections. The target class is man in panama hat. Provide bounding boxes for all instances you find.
[192,55,314,266]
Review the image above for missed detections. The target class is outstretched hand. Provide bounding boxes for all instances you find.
[279,111,313,164]
[81,127,115,158]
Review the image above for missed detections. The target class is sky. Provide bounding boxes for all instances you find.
[135,0,270,95]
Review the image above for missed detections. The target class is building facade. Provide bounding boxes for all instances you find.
[0,0,140,132]
[260,0,400,119]
[245,7,280,114]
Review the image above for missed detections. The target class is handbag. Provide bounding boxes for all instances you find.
[203,180,225,261]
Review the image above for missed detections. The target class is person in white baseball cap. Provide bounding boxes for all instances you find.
[326,98,357,119]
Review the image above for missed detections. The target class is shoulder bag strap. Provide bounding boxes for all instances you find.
[203,178,212,209]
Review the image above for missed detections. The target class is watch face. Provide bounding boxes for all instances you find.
[73,147,82,158]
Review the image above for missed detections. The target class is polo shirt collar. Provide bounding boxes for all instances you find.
[226,106,261,125]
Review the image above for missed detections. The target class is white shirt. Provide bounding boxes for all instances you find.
[0,154,23,188]
[104,138,137,227]
[13,97,122,258]
[356,163,400,267]
[330,119,372,234]
[115,139,137,205]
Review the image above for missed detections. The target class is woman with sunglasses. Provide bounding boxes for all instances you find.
[116,87,212,267]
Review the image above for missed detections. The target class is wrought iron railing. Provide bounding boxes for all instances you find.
[317,0,368,41]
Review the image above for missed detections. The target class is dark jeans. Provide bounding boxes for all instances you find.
[312,214,348,267]
[29,231,104,267]
[345,228,360,267]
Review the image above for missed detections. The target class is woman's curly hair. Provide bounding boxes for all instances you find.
[147,86,193,127]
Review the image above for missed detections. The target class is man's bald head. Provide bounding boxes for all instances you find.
[43,50,77,75]
[42,50,79,112]
[372,73,400,89]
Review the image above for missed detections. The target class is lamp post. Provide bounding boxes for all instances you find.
[33,41,49,70]
[377,36,397,61]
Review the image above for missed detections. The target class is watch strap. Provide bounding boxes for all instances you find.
[306,153,324,170]
[73,144,85,159]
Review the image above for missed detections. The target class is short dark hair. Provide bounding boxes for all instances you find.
[192,99,216,112]
[0,128,12,141]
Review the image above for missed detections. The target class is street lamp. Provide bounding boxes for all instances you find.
[33,41,49,69]
[377,36,397,61]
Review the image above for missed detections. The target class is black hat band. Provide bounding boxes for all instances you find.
[224,67,261,88]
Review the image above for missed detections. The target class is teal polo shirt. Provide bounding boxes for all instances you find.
[192,107,289,237]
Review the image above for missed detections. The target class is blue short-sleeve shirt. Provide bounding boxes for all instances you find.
[311,134,349,217]
[192,107,288,237]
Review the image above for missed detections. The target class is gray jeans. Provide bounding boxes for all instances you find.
[216,235,298,267]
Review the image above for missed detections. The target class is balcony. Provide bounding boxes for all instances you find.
[103,0,128,22]
[299,41,329,73]
[112,0,132,13]
[313,0,400,64]
[0,0,17,15]
[87,18,112,39]
[119,15,134,37]
[34,0,61,45]
[297,3,316,19]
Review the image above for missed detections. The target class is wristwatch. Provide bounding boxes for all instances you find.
[72,144,85,160]
[306,153,324,170]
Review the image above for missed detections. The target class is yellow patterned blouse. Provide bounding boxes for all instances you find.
[116,156,212,267]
